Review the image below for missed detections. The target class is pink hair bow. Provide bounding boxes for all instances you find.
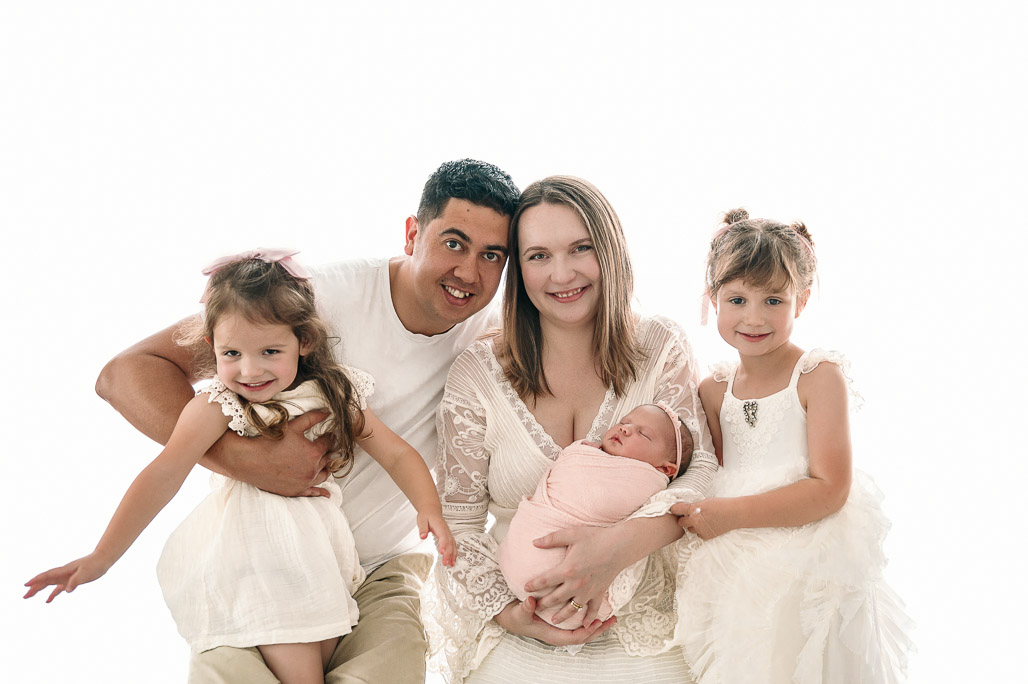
[199,248,312,303]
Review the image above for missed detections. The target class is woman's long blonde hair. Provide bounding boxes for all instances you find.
[497,176,642,399]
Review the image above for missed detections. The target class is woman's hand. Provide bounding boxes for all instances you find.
[671,498,738,540]
[419,510,456,567]
[23,553,112,603]
[493,597,615,647]
[523,526,624,628]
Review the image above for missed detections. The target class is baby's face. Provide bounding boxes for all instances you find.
[600,405,675,470]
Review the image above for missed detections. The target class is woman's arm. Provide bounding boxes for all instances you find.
[360,408,455,565]
[678,362,852,539]
[96,317,332,496]
[23,394,229,602]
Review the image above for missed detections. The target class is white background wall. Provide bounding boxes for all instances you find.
[2,2,1025,682]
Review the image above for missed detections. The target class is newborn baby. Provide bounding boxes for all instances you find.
[498,402,693,629]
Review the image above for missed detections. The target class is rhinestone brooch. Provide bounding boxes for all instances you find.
[743,400,758,427]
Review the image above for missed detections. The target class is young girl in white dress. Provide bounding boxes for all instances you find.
[672,210,913,683]
[24,250,455,684]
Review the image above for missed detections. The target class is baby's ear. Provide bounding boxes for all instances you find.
[658,462,678,478]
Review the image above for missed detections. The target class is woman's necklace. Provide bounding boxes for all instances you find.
[743,399,759,427]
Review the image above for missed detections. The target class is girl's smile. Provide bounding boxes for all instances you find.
[714,279,809,359]
[211,314,308,403]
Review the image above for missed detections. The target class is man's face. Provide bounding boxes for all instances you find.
[402,198,510,334]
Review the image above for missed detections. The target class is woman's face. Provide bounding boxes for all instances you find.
[517,202,602,330]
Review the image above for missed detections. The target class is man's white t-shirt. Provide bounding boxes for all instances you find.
[311,257,495,573]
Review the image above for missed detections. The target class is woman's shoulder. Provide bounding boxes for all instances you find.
[634,313,689,348]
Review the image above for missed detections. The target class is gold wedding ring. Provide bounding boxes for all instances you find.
[569,599,585,611]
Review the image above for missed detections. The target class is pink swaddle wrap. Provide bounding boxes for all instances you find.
[497,440,670,629]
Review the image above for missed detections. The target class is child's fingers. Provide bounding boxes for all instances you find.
[46,585,67,603]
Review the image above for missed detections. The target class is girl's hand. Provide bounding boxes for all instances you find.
[524,526,622,628]
[672,498,736,540]
[493,597,616,647]
[23,554,112,603]
[418,511,456,567]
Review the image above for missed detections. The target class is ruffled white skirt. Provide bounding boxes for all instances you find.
[157,474,364,652]
[677,468,913,683]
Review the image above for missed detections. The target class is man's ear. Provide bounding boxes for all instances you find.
[403,215,420,257]
[795,288,811,318]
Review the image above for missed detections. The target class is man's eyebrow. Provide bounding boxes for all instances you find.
[440,227,508,256]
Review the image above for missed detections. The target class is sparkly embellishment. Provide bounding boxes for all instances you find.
[743,400,759,427]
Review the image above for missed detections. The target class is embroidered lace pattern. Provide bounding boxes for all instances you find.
[199,378,252,436]
[196,367,374,437]
[422,316,719,681]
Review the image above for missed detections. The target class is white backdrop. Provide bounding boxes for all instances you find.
[3,2,1025,682]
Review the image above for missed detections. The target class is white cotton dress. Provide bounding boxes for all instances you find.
[156,371,371,652]
[422,316,720,684]
[677,350,913,684]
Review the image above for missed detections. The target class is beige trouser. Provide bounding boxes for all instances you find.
[188,552,433,684]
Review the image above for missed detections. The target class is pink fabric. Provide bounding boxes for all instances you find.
[497,441,669,629]
[199,248,311,302]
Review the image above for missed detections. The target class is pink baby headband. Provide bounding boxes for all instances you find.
[653,401,684,471]
[199,248,311,303]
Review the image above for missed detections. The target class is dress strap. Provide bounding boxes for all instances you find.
[787,351,808,389]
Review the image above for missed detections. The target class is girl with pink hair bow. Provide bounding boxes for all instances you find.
[25,250,455,684]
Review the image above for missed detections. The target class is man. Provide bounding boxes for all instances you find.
[95,159,519,683]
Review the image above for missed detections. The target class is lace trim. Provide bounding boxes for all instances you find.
[198,378,250,436]
[799,349,863,411]
[477,339,616,460]
[343,365,375,410]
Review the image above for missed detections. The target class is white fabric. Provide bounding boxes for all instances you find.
[677,350,913,683]
[311,258,497,572]
[422,316,719,683]
[157,374,370,652]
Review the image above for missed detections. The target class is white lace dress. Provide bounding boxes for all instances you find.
[156,371,372,652]
[677,350,913,683]
[421,316,719,683]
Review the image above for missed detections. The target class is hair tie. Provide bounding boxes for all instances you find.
[199,248,311,303]
[653,401,684,471]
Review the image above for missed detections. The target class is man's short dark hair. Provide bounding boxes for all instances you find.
[417,159,520,225]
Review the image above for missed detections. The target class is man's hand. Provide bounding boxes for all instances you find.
[208,410,334,497]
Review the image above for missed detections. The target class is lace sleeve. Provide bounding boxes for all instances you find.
[342,365,375,410]
[197,378,250,437]
[422,351,515,681]
[630,321,718,517]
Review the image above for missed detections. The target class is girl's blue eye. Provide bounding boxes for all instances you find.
[767,298,782,306]
[263,349,279,355]
[729,297,744,305]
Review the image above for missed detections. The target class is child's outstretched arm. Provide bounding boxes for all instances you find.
[677,362,852,539]
[359,408,456,566]
[24,394,229,602]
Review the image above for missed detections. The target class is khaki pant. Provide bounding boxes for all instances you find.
[188,553,433,684]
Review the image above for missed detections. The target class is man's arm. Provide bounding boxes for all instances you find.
[96,316,332,495]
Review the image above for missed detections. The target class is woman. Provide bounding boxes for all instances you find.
[422,176,719,682]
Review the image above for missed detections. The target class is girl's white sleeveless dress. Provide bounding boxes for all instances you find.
[156,372,370,652]
[677,350,913,683]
